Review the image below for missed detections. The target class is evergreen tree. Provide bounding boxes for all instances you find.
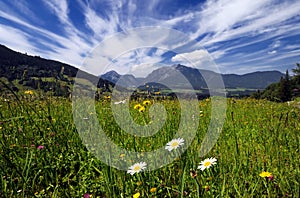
[277,70,291,102]
[292,63,300,85]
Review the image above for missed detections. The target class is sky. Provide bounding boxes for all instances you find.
[0,0,299,76]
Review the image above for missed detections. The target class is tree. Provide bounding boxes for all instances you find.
[292,63,300,75]
[277,70,291,102]
[292,63,300,85]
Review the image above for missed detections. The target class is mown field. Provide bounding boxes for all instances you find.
[0,91,299,197]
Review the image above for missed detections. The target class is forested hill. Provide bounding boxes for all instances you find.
[0,44,78,80]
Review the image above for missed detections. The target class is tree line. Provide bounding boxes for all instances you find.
[252,63,300,102]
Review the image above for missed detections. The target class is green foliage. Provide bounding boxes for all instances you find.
[252,64,300,101]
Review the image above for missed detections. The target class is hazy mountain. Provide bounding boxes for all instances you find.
[102,64,284,90]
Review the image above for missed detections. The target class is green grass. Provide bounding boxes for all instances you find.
[0,91,299,197]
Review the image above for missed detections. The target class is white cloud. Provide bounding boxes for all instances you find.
[171,50,212,68]
[42,0,69,25]
[0,25,37,55]
[268,50,277,55]
[130,63,161,77]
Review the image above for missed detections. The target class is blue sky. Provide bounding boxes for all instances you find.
[0,0,299,76]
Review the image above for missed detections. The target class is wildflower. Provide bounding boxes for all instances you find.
[138,106,146,113]
[268,175,274,181]
[150,187,157,193]
[37,145,45,150]
[165,138,184,151]
[104,95,111,100]
[143,100,151,105]
[83,193,90,198]
[133,192,140,198]
[127,162,147,175]
[259,171,272,178]
[134,104,142,110]
[197,157,217,171]
[25,90,33,95]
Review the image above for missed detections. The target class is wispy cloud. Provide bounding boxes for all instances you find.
[0,0,299,75]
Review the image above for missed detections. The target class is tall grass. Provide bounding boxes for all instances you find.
[0,91,299,197]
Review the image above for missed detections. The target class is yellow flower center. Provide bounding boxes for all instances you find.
[171,142,179,147]
[204,161,211,167]
[133,165,141,171]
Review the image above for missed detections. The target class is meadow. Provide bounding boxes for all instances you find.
[0,90,299,197]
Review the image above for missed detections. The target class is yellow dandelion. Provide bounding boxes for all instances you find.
[150,187,157,193]
[138,106,146,113]
[259,171,272,178]
[104,95,111,100]
[24,90,33,95]
[133,192,140,198]
[134,104,142,110]
[143,100,151,105]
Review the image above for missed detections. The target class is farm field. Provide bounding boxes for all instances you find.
[0,91,299,198]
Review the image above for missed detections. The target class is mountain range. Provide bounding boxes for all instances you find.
[0,44,284,93]
[101,65,284,90]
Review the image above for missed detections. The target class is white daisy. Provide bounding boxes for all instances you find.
[197,157,217,171]
[165,138,184,151]
[127,162,147,175]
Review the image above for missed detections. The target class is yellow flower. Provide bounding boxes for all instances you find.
[25,90,33,95]
[150,187,157,193]
[104,95,111,100]
[138,106,146,113]
[143,100,151,105]
[259,171,272,178]
[134,104,142,110]
[133,192,140,198]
